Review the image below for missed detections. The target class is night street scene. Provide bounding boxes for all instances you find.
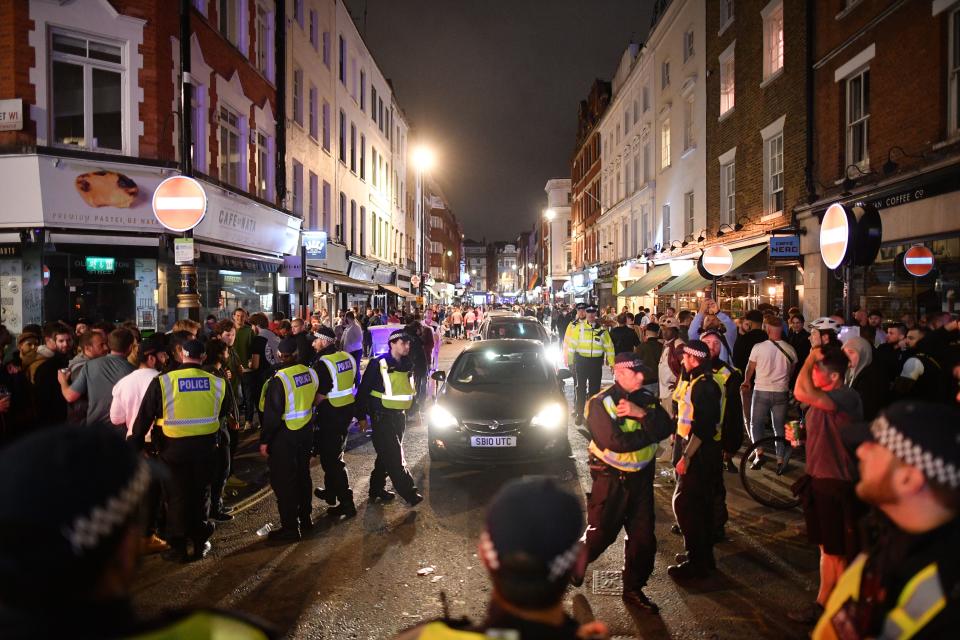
[2,0,960,638]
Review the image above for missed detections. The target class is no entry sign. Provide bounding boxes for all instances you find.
[700,245,734,277]
[152,175,207,232]
[903,244,934,277]
[820,203,851,270]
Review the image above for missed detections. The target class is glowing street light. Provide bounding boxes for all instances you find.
[446,250,453,257]
[544,208,556,221]
[412,146,436,172]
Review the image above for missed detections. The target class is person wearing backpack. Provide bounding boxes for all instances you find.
[741,316,796,474]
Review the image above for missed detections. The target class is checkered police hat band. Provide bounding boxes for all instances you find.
[871,415,960,489]
[683,345,708,359]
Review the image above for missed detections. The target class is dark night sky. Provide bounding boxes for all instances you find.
[344,0,654,242]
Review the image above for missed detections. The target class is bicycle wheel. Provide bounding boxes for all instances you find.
[739,436,804,510]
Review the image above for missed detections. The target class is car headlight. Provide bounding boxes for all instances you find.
[545,344,561,365]
[428,404,458,429]
[531,403,564,430]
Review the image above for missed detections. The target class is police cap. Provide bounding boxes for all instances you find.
[277,336,299,355]
[613,352,653,378]
[575,303,587,310]
[315,326,336,340]
[181,339,204,359]
[389,329,412,343]
[585,305,599,314]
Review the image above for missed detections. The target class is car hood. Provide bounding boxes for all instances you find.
[437,381,562,420]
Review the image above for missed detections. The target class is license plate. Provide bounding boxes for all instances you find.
[470,436,517,448]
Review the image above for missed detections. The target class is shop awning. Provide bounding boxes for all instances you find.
[658,244,768,294]
[380,284,416,298]
[311,269,376,291]
[617,264,674,298]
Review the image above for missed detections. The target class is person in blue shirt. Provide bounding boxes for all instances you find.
[687,298,737,366]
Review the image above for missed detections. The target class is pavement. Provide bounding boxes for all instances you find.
[131,338,819,639]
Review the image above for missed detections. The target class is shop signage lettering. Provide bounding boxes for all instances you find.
[0,99,23,131]
[302,231,328,259]
[769,235,801,260]
[870,188,926,210]
[85,256,116,274]
[0,244,21,257]
[218,209,257,232]
[281,255,302,278]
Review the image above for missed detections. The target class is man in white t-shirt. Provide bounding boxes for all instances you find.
[109,337,165,437]
[740,316,797,471]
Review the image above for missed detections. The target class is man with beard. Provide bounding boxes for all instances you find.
[813,402,960,639]
[30,322,74,428]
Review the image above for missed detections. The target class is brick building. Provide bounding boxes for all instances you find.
[795,0,960,320]
[426,180,461,290]
[0,0,300,332]
[568,79,610,302]
[699,0,810,315]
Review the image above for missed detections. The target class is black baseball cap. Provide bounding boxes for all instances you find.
[181,339,204,359]
[277,336,298,355]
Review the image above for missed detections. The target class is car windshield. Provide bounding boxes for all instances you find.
[450,349,550,385]
[486,322,544,341]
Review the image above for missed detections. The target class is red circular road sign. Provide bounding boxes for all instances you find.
[903,244,934,278]
[820,203,851,270]
[152,175,207,232]
[700,245,734,277]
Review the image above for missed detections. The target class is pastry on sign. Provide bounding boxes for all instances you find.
[74,170,139,208]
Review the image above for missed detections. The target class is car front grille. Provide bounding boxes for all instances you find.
[461,418,528,434]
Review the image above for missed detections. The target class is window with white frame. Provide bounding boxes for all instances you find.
[293,0,303,28]
[256,3,274,79]
[292,67,303,125]
[308,171,318,229]
[642,85,650,111]
[190,83,207,171]
[360,134,366,180]
[623,110,630,135]
[322,31,330,68]
[661,60,671,88]
[322,180,331,232]
[309,9,318,50]
[360,70,366,111]
[660,118,671,170]
[684,191,695,235]
[256,130,272,199]
[641,204,650,249]
[349,123,356,172]
[372,148,378,187]
[762,0,784,80]
[51,31,124,152]
[633,146,641,190]
[766,132,784,214]
[622,219,629,257]
[846,69,870,167]
[720,160,736,225]
[720,44,735,116]
[616,168,622,201]
[308,84,317,139]
[683,94,695,151]
[338,110,346,162]
[633,100,639,124]
[625,158,633,194]
[683,29,695,62]
[219,0,240,46]
[218,106,243,188]
[291,160,303,216]
[616,123,621,144]
[952,8,960,137]
[720,0,735,30]
[662,204,671,244]
[338,35,346,84]
[643,142,651,182]
[321,100,330,151]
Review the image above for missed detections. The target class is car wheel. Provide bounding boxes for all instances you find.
[428,441,447,462]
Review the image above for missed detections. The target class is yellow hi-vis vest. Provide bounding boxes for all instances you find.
[274,364,319,430]
[317,351,357,407]
[157,368,225,438]
[586,390,658,472]
[130,609,270,640]
[672,373,707,440]
[404,621,485,639]
[813,553,947,640]
[370,358,415,410]
[564,320,615,365]
[711,364,733,443]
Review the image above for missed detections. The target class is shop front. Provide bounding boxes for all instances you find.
[797,161,960,320]
[0,152,301,332]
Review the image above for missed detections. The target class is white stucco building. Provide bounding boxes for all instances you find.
[543,178,572,297]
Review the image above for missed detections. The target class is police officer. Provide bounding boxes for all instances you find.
[701,330,744,540]
[576,353,673,613]
[0,425,277,639]
[669,340,722,580]
[131,339,228,562]
[391,478,609,640]
[565,304,615,426]
[311,325,359,519]
[357,329,423,506]
[258,337,321,543]
[814,402,960,639]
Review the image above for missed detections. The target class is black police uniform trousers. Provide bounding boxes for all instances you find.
[585,461,657,591]
[672,437,722,570]
[269,422,315,529]
[369,406,417,500]
[211,425,231,513]
[574,354,604,417]
[158,434,216,544]
[314,402,354,503]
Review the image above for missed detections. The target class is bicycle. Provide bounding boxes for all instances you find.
[738,419,806,510]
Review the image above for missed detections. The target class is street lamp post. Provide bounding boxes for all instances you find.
[544,208,556,306]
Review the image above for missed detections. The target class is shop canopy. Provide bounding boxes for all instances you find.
[658,244,767,294]
[311,269,377,291]
[617,264,674,298]
[380,284,417,298]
